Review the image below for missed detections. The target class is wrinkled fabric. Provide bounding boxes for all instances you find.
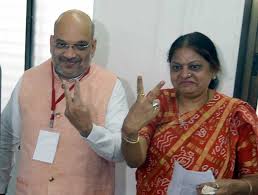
[136,89,258,195]
[17,59,117,195]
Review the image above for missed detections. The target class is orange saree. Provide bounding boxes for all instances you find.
[136,89,258,195]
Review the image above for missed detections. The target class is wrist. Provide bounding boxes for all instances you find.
[122,132,139,144]
[79,124,93,138]
[122,121,139,135]
[122,131,139,140]
[242,178,253,195]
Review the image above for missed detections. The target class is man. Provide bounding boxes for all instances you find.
[0,9,128,195]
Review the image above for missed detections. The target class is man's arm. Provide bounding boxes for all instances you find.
[83,79,129,162]
[0,80,21,194]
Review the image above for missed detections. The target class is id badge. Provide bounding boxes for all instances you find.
[32,130,60,164]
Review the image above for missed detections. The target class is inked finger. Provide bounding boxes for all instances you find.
[63,82,73,106]
[137,75,145,99]
[73,79,81,104]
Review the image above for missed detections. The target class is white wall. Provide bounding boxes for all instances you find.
[32,0,94,66]
[0,1,26,110]
[93,0,245,194]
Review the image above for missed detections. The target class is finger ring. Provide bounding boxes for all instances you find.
[139,93,145,97]
[152,99,159,110]
[201,185,217,194]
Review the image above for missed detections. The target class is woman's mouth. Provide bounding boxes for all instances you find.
[179,81,195,86]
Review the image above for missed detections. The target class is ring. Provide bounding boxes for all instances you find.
[201,185,217,194]
[214,183,219,189]
[139,93,145,97]
[152,99,159,110]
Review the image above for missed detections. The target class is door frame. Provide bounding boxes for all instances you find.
[234,0,258,110]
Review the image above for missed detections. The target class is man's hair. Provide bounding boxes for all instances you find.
[54,9,95,38]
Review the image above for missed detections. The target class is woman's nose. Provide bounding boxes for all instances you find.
[180,67,192,78]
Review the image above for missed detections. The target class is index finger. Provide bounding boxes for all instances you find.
[63,82,73,106]
[137,75,145,99]
[73,79,81,104]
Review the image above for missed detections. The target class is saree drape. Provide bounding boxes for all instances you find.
[136,89,258,195]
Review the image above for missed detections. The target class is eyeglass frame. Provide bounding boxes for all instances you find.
[52,36,92,51]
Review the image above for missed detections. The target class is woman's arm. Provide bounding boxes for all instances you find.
[241,174,258,195]
[121,76,165,167]
[121,135,148,168]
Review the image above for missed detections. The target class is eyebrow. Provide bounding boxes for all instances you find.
[171,60,202,64]
[55,38,89,44]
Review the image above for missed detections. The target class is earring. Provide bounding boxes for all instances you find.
[213,75,217,80]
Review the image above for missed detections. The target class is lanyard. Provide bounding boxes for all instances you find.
[49,63,90,128]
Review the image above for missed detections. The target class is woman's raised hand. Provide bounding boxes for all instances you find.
[122,76,165,137]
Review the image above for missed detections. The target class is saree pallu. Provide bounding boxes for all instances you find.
[136,89,258,195]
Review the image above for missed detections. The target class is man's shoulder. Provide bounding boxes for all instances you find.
[21,59,51,85]
[24,59,51,75]
[90,64,117,78]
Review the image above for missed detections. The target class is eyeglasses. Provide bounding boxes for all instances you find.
[54,39,91,51]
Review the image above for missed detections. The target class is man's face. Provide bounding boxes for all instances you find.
[50,21,96,79]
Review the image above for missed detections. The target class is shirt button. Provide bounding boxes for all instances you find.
[49,176,54,182]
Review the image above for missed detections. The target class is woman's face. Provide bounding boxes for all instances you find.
[170,47,216,98]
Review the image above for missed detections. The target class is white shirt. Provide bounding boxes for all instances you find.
[0,78,128,193]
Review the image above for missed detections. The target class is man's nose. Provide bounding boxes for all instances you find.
[63,46,77,58]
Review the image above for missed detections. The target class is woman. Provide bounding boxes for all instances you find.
[122,32,258,195]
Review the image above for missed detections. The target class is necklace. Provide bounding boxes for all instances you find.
[177,90,211,126]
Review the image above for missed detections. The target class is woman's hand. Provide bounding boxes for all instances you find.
[122,76,165,138]
[196,179,249,195]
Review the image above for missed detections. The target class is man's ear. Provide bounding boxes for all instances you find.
[50,35,54,54]
[90,39,97,58]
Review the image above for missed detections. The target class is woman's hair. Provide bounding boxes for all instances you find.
[167,32,221,89]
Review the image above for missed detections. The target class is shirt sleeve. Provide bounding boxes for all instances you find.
[0,80,21,194]
[83,79,129,162]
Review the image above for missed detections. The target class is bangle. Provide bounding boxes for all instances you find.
[242,178,253,195]
[122,133,139,144]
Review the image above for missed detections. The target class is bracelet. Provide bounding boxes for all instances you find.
[122,133,139,144]
[242,178,253,195]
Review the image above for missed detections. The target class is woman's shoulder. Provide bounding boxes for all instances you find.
[214,91,249,106]
[215,91,257,129]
